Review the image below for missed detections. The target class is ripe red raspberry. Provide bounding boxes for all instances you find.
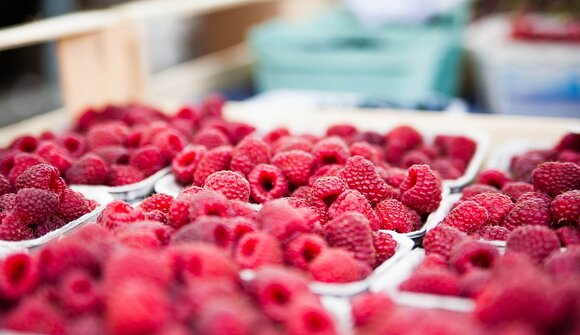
[328,189,380,231]
[0,193,16,212]
[501,198,550,230]
[9,135,39,152]
[458,269,491,298]
[0,212,32,241]
[227,201,256,220]
[272,137,313,154]
[115,221,172,249]
[510,150,547,181]
[501,181,535,202]
[97,200,145,229]
[139,193,174,213]
[171,145,206,185]
[431,158,464,179]
[225,217,258,241]
[545,248,580,278]
[350,141,380,163]
[338,156,398,205]
[449,240,499,274]
[108,164,145,186]
[193,145,233,186]
[65,154,110,185]
[551,190,580,224]
[351,293,395,327]
[167,243,238,282]
[86,123,128,149]
[555,132,580,151]
[442,136,477,164]
[400,267,460,296]
[284,234,327,270]
[187,190,232,222]
[57,269,102,315]
[257,199,315,242]
[195,299,258,335]
[443,200,488,233]
[192,127,230,149]
[310,176,348,213]
[0,253,39,301]
[4,153,46,186]
[469,193,514,226]
[58,132,87,158]
[401,150,431,169]
[423,225,467,260]
[271,150,315,187]
[235,232,283,269]
[400,164,442,214]
[308,164,343,185]
[460,183,499,201]
[57,189,91,222]
[14,188,58,225]
[312,136,350,166]
[35,216,67,237]
[310,248,360,283]
[105,249,172,288]
[556,226,580,246]
[152,129,186,161]
[262,127,290,144]
[248,164,288,203]
[417,253,448,271]
[168,193,196,228]
[507,225,560,262]
[324,212,375,266]
[172,216,232,248]
[203,170,250,202]
[129,145,167,177]
[473,225,510,241]
[291,185,311,200]
[285,295,337,335]
[381,167,407,188]
[230,137,271,176]
[386,126,423,151]
[14,164,65,195]
[4,294,66,335]
[532,161,580,197]
[36,141,73,174]
[372,231,397,267]
[106,279,169,335]
[375,198,422,233]
[326,124,358,139]
[477,169,512,189]
[92,145,129,165]
[0,174,11,196]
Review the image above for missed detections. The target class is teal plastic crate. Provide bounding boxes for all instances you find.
[249,6,468,103]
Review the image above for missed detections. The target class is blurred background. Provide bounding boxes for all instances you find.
[0,0,578,127]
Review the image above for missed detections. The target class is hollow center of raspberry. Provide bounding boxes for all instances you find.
[323,193,340,208]
[167,135,182,151]
[5,256,28,285]
[321,155,339,165]
[71,279,91,294]
[21,140,37,152]
[304,311,327,331]
[180,153,197,166]
[241,239,257,256]
[259,176,275,192]
[471,253,493,269]
[213,226,230,248]
[302,243,321,262]
[267,285,290,305]
[64,138,80,153]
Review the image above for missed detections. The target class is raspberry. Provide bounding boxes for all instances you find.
[271,150,315,187]
[115,221,172,249]
[291,185,311,200]
[400,268,460,296]
[13,188,59,225]
[510,150,547,181]
[235,232,283,269]
[168,243,238,282]
[312,136,350,166]
[477,169,512,189]
[14,163,65,195]
[328,190,380,231]
[262,128,290,144]
[310,176,349,213]
[423,225,467,260]
[93,145,129,165]
[532,161,580,197]
[460,183,499,201]
[400,164,442,214]
[310,248,360,283]
[5,153,46,185]
[273,137,313,154]
[57,188,91,222]
[555,132,580,151]
[449,240,499,274]
[172,216,232,248]
[372,232,397,267]
[97,200,145,229]
[105,249,172,287]
[58,133,87,158]
[108,164,145,186]
[500,181,534,202]
[0,173,11,196]
[230,137,271,176]
[129,145,167,177]
[458,269,490,298]
[341,156,400,206]
[401,150,431,169]
[228,201,257,220]
[474,225,510,241]
[375,198,422,233]
[284,295,337,335]
[86,123,128,149]
[10,135,39,152]
[326,124,358,139]
[106,279,169,335]
[501,199,550,230]
[545,248,580,278]
[381,167,407,188]
[203,170,250,202]
[57,269,102,315]
[196,299,257,335]
[0,253,39,301]
[193,145,232,186]
[139,193,174,213]
[66,154,110,185]
[36,141,73,173]
[257,200,314,242]
[35,216,67,237]
[386,126,423,151]
[225,216,258,241]
[192,127,230,149]
[324,212,375,266]
[0,212,34,241]
[172,145,206,185]
[248,164,288,203]
[551,190,580,224]
[468,193,514,226]
[284,234,327,270]
[250,266,309,321]
[431,158,464,179]
[65,315,105,335]
[557,149,580,165]
[442,136,477,164]
[556,226,580,246]
[188,190,232,222]
[507,226,560,263]
[4,294,66,335]
[350,141,380,163]
[417,253,448,270]
[442,200,488,233]
[351,293,395,327]
[168,193,197,228]
[152,129,187,161]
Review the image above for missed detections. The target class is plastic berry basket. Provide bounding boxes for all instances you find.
[71,166,171,202]
[368,248,475,313]
[154,172,183,197]
[240,231,414,297]
[0,191,113,258]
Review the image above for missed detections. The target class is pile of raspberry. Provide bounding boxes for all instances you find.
[96,188,401,284]
[441,157,579,244]
[0,224,338,335]
[396,228,580,335]
[0,164,97,241]
[1,95,256,187]
[509,132,579,181]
